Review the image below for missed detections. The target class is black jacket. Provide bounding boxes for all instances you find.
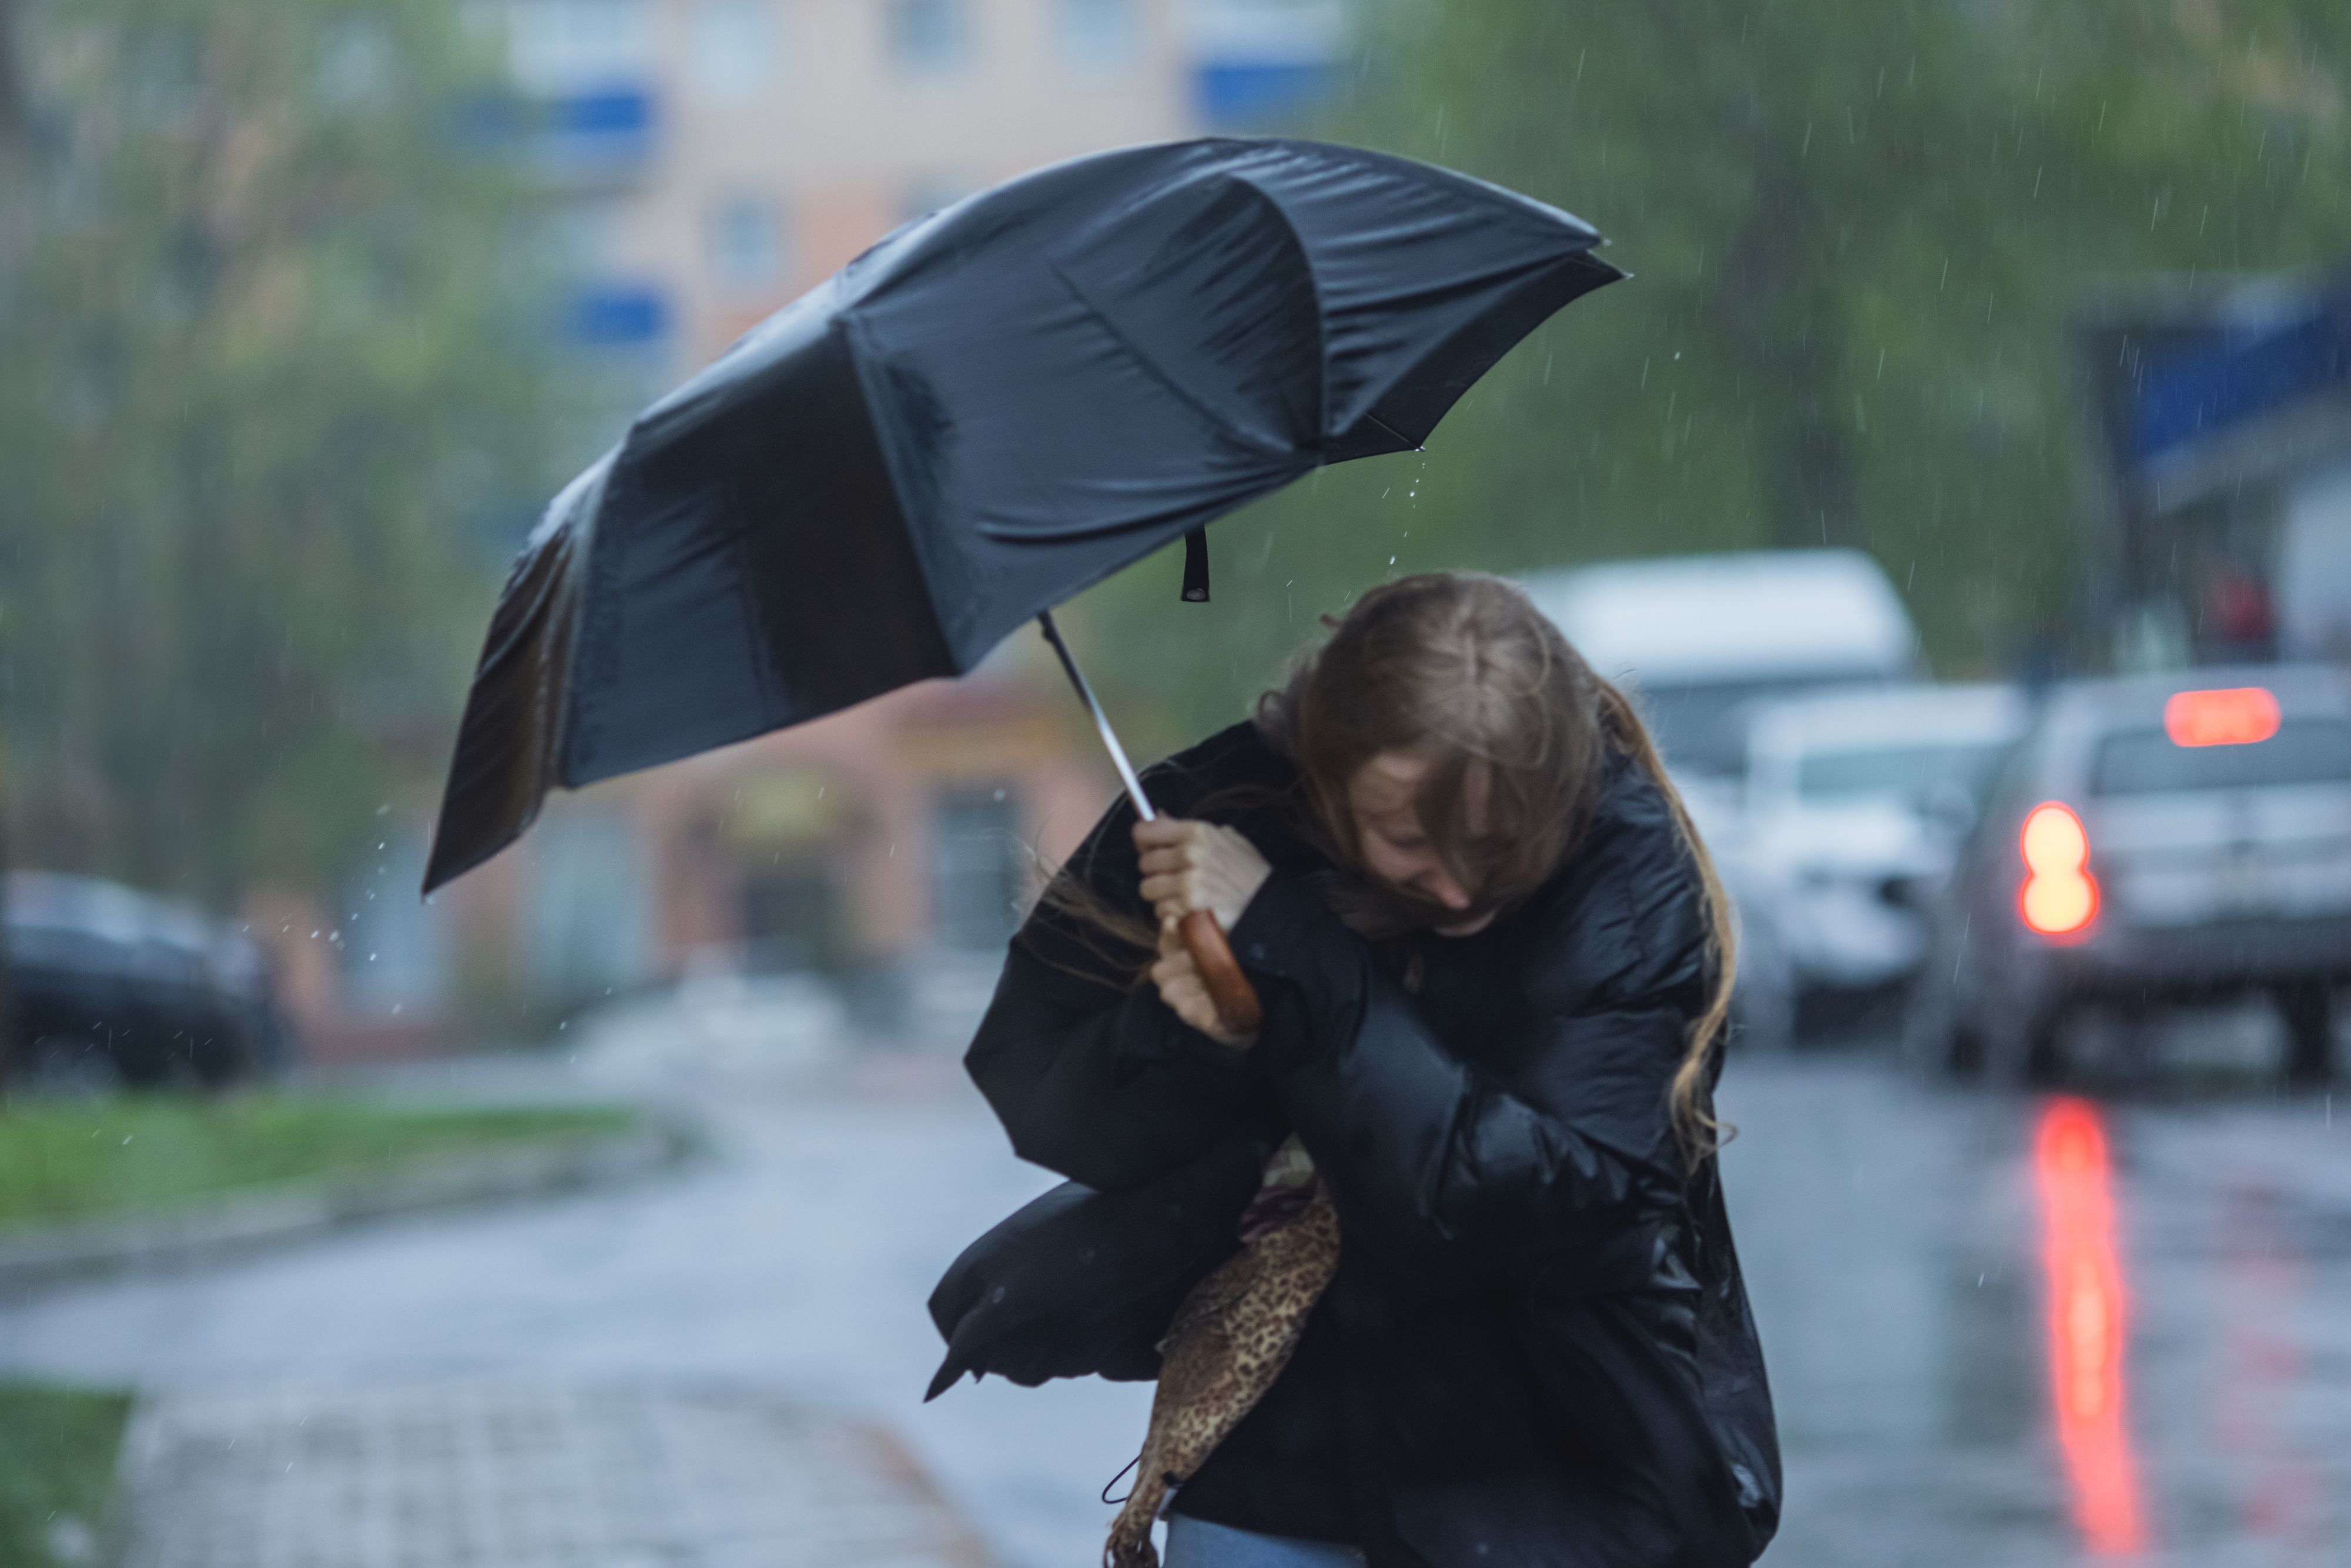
[928,723,1780,1568]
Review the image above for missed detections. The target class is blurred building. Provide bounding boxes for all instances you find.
[296,662,1114,1059]
[482,0,1353,381]
[2078,272,2351,671]
[277,2,1354,1057]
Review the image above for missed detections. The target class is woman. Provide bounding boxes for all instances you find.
[926,574,1779,1568]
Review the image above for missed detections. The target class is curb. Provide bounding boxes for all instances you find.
[0,1117,699,1296]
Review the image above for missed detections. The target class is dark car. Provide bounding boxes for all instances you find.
[5,872,289,1087]
[1905,664,2351,1084]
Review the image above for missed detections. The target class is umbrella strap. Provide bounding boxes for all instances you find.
[1181,529,1210,603]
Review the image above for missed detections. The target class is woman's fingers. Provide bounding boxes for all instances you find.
[1133,816,1272,932]
[1138,872,1199,910]
[1149,951,1220,1034]
[1150,914,1252,1047]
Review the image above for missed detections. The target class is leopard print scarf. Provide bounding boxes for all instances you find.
[1104,1137,1342,1568]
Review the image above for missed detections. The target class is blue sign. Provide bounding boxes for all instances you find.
[2132,292,2351,464]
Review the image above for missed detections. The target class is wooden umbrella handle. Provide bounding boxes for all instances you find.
[1180,908,1263,1040]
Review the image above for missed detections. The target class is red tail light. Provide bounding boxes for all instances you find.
[2020,802,2098,937]
[2163,686,2279,748]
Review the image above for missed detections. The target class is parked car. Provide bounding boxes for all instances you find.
[5,872,287,1086]
[1522,548,1921,776]
[1736,683,2028,998]
[1670,769,1798,1053]
[1905,665,2351,1084]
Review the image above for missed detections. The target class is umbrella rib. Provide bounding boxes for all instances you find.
[1360,411,1424,452]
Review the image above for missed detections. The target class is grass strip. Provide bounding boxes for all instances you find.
[0,1095,634,1231]
[0,1383,131,1568]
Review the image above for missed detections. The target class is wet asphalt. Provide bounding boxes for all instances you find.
[0,1020,2343,1567]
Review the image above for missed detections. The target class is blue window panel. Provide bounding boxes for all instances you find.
[2132,304,2351,464]
[1192,60,1332,128]
[568,286,669,346]
[550,88,653,136]
[535,86,657,171]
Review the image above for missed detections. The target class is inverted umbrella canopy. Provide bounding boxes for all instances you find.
[424,138,1622,893]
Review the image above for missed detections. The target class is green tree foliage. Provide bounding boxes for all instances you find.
[0,0,566,903]
[1070,0,2351,743]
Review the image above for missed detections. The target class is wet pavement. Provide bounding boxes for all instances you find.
[110,1383,992,1568]
[0,1031,2345,1566]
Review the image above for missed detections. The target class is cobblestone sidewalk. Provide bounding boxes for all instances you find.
[110,1383,996,1568]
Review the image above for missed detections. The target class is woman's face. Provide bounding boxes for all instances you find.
[1344,751,1498,937]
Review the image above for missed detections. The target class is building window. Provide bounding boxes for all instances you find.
[503,0,653,94]
[1188,0,1347,129]
[706,194,785,292]
[886,0,972,76]
[1054,0,1138,71]
[931,788,1022,950]
[567,283,670,345]
[691,0,778,102]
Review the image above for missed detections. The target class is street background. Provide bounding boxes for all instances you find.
[5,1,2351,1564]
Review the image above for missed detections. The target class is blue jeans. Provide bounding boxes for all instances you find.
[1162,1514,1366,1567]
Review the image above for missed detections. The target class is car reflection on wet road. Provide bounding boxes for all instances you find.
[1724,1049,2347,1567]
[2034,1098,2145,1557]
[0,1040,2345,1567]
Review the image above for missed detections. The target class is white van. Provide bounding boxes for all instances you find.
[1520,550,1921,776]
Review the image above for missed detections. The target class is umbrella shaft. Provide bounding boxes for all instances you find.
[1037,612,1155,822]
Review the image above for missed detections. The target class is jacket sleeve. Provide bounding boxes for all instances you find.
[963,787,1281,1194]
[965,945,1272,1191]
[1228,870,1699,1294]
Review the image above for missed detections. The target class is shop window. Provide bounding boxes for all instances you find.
[524,810,654,1007]
[932,787,1022,949]
[740,865,845,971]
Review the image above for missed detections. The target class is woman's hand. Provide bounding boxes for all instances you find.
[1133,817,1271,932]
[1149,920,1257,1049]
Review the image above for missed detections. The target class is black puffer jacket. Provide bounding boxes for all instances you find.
[928,723,1780,1568]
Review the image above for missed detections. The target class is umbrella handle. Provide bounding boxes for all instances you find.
[1180,909,1263,1040]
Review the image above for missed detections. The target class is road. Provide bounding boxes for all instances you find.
[2,1015,2346,1566]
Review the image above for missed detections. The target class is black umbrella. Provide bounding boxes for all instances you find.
[424,138,1619,1006]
